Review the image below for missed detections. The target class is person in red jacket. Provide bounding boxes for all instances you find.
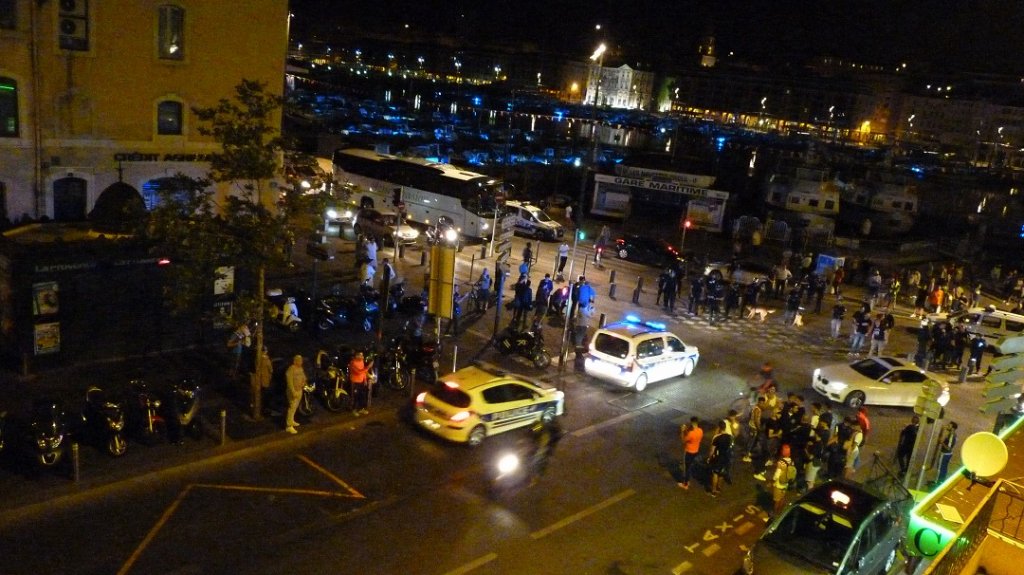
[348,351,374,416]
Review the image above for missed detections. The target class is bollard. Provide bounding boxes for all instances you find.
[452,344,458,374]
[958,364,968,384]
[399,244,406,259]
[632,287,641,304]
[409,368,417,399]
[420,250,427,266]
[219,409,227,446]
[609,283,617,299]
[599,313,606,328]
[609,269,616,284]
[481,243,488,259]
[72,442,80,483]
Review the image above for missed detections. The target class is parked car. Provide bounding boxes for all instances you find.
[704,260,773,285]
[745,480,908,575]
[613,234,692,271]
[413,365,565,447]
[926,305,1024,350]
[584,315,699,391]
[354,208,420,245]
[812,356,947,408]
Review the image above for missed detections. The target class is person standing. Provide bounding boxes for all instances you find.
[968,333,987,375]
[830,297,847,339]
[935,421,958,484]
[476,268,492,312]
[284,355,307,434]
[522,242,534,273]
[707,421,732,497]
[348,350,374,416]
[896,415,920,477]
[724,283,741,319]
[253,344,273,419]
[678,417,704,490]
[743,395,767,463]
[868,313,888,356]
[770,444,796,517]
[445,285,465,335]
[564,204,573,226]
[556,240,569,277]
[535,273,553,320]
[379,257,397,291]
[228,321,252,380]
[784,289,801,325]
[850,310,873,356]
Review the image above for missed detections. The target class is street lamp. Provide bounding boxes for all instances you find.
[680,218,691,251]
[576,43,607,234]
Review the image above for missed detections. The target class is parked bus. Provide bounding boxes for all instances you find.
[332,148,505,240]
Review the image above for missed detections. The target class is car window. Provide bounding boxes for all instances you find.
[896,370,927,383]
[534,210,553,223]
[636,338,664,359]
[594,333,630,359]
[981,315,1003,329]
[1006,319,1024,332]
[430,386,471,408]
[850,359,890,380]
[763,502,856,571]
[482,384,517,404]
[666,336,687,353]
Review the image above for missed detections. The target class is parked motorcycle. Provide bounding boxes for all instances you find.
[379,338,413,391]
[424,215,462,250]
[316,292,379,333]
[496,323,552,368]
[125,379,166,445]
[24,398,70,467]
[79,386,128,457]
[164,378,202,443]
[395,324,440,383]
[303,349,352,414]
[266,288,302,333]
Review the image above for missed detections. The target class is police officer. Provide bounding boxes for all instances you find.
[969,333,987,375]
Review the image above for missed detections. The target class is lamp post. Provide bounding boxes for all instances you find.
[577,42,606,234]
[680,218,691,252]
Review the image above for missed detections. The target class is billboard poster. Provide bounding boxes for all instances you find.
[685,198,727,233]
[33,282,59,316]
[34,322,61,354]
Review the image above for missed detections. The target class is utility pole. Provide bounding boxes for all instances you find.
[577,43,606,235]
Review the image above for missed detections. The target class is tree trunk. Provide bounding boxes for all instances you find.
[251,263,266,420]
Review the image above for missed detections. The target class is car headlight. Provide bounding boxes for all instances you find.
[828,381,848,392]
[482,222,490,230]
[300,180,311,189]
[444,228,459,242]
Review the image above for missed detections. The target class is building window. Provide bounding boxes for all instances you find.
[158,5,184,60]
[156,100,182,135]
[0,0,16,30]
[0,77,18,137]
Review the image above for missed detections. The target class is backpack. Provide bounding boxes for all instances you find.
[782,459,797,489]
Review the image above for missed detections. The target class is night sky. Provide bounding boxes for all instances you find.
[290,0,1024,74]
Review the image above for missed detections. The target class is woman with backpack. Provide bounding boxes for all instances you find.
[771,444,796,517]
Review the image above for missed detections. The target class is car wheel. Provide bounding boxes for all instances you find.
[681,359,695,377]
[466,425,486,447]
[617,248,628,259]
[845,391,866,409]
[634,374,648,392]
[541,406,556,424]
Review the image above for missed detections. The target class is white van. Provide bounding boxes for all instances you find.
[930,306,1024,346]
[504,200,564,241]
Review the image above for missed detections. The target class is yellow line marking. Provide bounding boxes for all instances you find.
[441,552,498,575]
[702,543,720,557]
[530,489,635,539]
[736,521,755,536]
[117,484,193,575]
[191,483,363,498]
[297,454,366,498]
[671,560,693,575]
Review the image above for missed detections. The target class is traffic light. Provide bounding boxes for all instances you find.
[577,229,586,241]
[392,188,402,207]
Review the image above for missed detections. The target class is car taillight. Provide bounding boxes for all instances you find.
[415,392,426,405]
[450,410,472,422]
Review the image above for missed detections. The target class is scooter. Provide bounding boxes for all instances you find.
[80,386,128,457]
[316,291,379,333]
[266,288,302,333]
[24,398,70,468]
[164,378,202,443]
[379,338,413,391]
[306,349,352,414]
[496,323,552,368]
[125,379,166,445]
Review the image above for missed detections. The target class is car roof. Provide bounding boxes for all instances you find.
[857,356,910,370]
[798,480,888,524]
[439,365,541,392]
[599,318,672,339]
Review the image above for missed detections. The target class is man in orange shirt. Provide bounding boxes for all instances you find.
[678,417,704,490]
[348,350,374,416]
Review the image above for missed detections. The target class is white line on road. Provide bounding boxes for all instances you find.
[671,560,693,575]
[570,411,642,437]
[441,552,498,575]
[530,489,636,539]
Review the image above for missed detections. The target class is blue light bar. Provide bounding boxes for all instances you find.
[624,314,641,323]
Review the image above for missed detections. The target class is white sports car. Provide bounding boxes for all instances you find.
[812,356,947,408]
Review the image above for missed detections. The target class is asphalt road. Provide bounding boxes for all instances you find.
[0,232,1002,575]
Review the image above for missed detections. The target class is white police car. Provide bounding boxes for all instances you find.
[505,200,564,241]
[584,315,700,391]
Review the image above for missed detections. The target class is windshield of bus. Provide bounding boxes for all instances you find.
[464,179,503,219]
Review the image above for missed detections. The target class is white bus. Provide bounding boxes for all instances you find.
[332,148,505,240]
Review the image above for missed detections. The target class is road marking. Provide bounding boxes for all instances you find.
[702,543,721,557]
[715,521,733,533]
[117,484,193,575]
[702,529,719,541]
[683,542,701,553]
[297,454,366,498]
[733,514,746,522]
[192,483,363,498]
[530,489,635,539]
[570,411,642,437]
[671,560,693,574]
[736,521,755,536]
[441,552,498,575]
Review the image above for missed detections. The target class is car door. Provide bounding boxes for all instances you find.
[635,336,668,382]
[664,336,691,378]
[844,512,889,575]
[890,369,928,406]
[480,382,539,433]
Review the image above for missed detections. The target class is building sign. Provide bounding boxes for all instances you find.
[113,152,214,163]
[614,165,716,188]
[34,322,61,355]
[592,173,729,231]
[33,282,59,316]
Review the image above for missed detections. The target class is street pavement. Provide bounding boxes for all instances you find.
[0,220,1006,528]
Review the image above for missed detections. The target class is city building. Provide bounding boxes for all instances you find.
[0,0,289,225]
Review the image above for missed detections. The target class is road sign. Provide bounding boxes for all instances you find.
[986,369,1024,385]
[984,380,1022,400]
[914,396,943,419]
[982,396,1020,415]
[920,379,944,398]
[990,353,1024,371]
[995,335,1024,355]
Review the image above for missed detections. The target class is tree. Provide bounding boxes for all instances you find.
[149,79,289,420]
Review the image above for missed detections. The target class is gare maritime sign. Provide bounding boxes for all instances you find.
[113,152,214,163]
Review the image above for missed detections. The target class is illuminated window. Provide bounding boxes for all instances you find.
[0,77,17,137]
[156,100,182,135]
[157,5,184,60]
[0,0,16,29]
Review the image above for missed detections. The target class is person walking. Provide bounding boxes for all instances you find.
[678,417,704,490]
[564,204,573,226]
[522,242,534,274]
[935,421,958,484]
[707,421,732,497]
[896,415,919,477]
[784,289,801,325]
[968,333,987,375]
[743,396,766,463]
[444,285,466,335]
[556,240,569,278]
[284,354,307,434]
[348,350,374,416]
[535,273,553,320]
[830,297,847,339]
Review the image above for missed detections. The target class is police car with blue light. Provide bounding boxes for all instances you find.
[584,315,700,391]
[413,364,565,447]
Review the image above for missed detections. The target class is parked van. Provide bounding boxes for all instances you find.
[928,305,1024,347]
[504,200,564,241]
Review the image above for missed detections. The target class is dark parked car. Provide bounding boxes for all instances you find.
[613,234,692,271]
[744,480,908,575]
